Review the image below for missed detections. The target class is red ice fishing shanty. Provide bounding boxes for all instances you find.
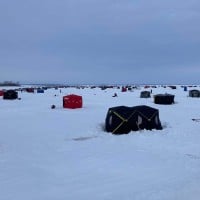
[63,94,83,109]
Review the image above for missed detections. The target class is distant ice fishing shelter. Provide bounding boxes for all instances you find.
[26,88,34,93]
[168,86,176,89]
[154,94,175,105]
[37,89,44,93]
[3,90,18,100]
[184,86,187,91]
[121,87,127,92]
[63,94,83,109]
[0,90,4,96]
[105,105,162,134]
[189,90,200,97]
[140,91,151,98]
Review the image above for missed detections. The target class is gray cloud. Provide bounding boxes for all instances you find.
[0,0,200,84]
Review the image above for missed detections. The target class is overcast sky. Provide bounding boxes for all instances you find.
[0,0,200,84]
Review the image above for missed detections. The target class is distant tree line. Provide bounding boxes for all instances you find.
[0,81,20,86]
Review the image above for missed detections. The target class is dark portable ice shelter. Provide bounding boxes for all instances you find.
[184,86,187,91]
[37,89,44,93]
[3,90,18,100]
[154,94,175,105]
[189,90,200,97]
[140,91,151,98]
[105,105,162,134]
[168,86,176,89]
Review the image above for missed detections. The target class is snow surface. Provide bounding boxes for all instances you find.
[0,85,200,200]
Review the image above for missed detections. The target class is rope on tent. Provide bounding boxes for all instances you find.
[112,121,126,134]
[112,110,137,133]
[112,111,128,133]
[137,110,158,121]
[113,111,128,122]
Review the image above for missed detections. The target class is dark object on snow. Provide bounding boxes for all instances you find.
[105,105,162,134]
[112,93,118,97]
[121,87,127,92]
[192,119,200,122]
[140,91,151,98]
[184,86,187,91]
[26,88,34,93]
[51,105,56,109]
[37,89,44,93]
[154,94,175,105]
[0,90,4,96]
[168,86,176,89]
[189,90,200,97]
[3,90,18,100]
[63,94,83,109]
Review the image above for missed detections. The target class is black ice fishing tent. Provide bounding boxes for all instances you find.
[189,90,200,97]
[3,90,18,100]
[154,94,175,105]
[140,91,151,98]
[105,105,162,134]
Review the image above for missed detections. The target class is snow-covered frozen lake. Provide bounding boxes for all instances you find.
[0,85,200,200]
